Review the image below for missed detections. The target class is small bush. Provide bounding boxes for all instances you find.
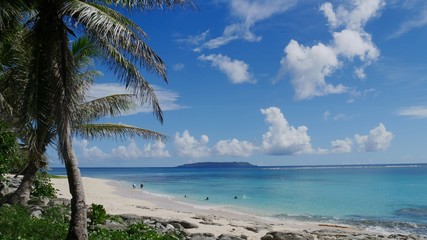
[0,121,21,182]
[32,171,57,199]
[0,205,68,240]
[89,221,184,240]
[89,203,107,225]
[0,204,185,240]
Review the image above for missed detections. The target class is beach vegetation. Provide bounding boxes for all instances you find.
[0,205,68,240]
[0,204,185,240]
[90,222,184,240]
[0,121,22,182]
[1,1,193,239]
[88,203,107,225]
[31,171,57,199]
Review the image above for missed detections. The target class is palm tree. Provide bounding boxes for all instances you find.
[1,36,166,206]
[1,1,192,238]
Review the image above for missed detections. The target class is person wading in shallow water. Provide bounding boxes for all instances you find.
[140,183,144,189]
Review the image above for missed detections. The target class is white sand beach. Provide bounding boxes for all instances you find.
[51,176,376,239]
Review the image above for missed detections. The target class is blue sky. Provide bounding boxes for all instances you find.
[52,0,427,167]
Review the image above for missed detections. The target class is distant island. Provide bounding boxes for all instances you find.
[177,161,258,168]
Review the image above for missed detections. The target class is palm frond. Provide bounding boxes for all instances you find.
[0,0,28,31]
[71,36,99,71]
[77,93,137,123]
[93,37,164,123]
[74,123,167,142]
[92,0,196,11]
[63,1,167,80]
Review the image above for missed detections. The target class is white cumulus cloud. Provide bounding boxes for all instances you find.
[324,0,385,30]
[333,29,379,64]
[330,138,353,153]
[198,54,255,84]
[111,140,170,160]
[174,130,211,158]
[260,107,313,155]
[355,123,393,152]
[74,139,108,160]
[278,0,383,100]
[280,40,347,100]
[214,138,258,157]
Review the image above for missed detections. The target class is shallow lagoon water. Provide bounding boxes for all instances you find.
[50,164,427,235]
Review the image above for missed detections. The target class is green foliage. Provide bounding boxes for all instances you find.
[31,171,57,199]
[0,121,21,181]
[89,222,184,240]
[89,203,107,225]
[126,222,183,240]
[0,205,68,240]
[0,204,185,240]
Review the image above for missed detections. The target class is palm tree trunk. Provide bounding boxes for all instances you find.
[62,123,87,240]
[1,159,38,205]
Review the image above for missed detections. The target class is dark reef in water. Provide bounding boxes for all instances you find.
[177,161,258,168]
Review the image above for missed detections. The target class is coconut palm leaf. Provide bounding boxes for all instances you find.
[96,0,195,11]
[62,0,166,122]
[100,38,164,121]
[63,1,167,80]
[74,123,166,142]
[77,93,137,122]
[71,36,100,72]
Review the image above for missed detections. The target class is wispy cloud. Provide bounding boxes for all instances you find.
[397,106,427,118]
[389,4,427,39]
[172,63,185,71]
[198,54,255,84]
[187,0,296,51]
[323,110,351,121]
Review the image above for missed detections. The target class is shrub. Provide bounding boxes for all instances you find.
[89,221,184,240]
[31,171,57,199]
[0,121,21,182]
[0,205,68,240]
[89,203,107,225]
[0,204,185,240]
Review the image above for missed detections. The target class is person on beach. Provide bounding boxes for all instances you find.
[234,196,238,199]
[205,197,209,200]
[132,184,136,189]
[140,183,144,189]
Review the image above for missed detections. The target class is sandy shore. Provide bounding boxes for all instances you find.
[50,176,384,239]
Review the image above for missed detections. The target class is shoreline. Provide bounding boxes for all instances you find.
[50,176,402,239]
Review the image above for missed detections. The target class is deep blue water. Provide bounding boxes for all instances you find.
[50,164,427,235]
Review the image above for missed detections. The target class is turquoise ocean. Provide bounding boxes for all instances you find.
[50,164,427,235]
